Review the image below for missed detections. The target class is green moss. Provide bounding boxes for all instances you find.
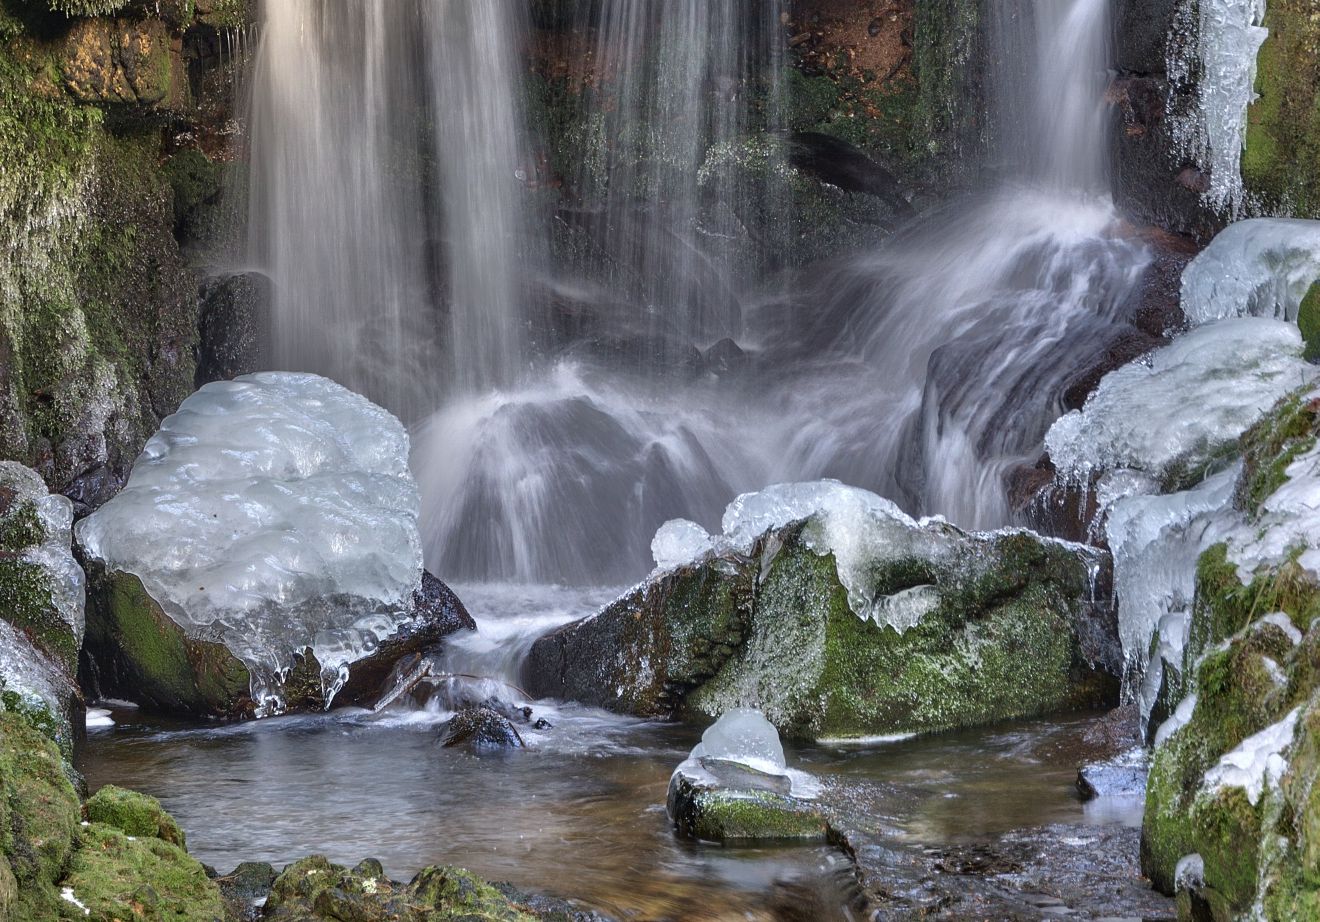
[84,785,187,849]
[0,710,80,920]
[912,0,982,168]
[1242,1,1320,217]
[669,784,828,844]
[0,556,78,669]
[60,823,224,921]
[84,566,251,717]
[163,147,220,228]
[1300,283,1320,362]
[1192,544,1320,665]
[42,0,130,17]
[1236,389,1320,518]
[0,496,44,549]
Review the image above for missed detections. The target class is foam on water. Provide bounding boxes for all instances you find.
[76,373,423,712]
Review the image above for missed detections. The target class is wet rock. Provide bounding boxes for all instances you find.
[703,337,749,378]
[527,494,1119,740]
[667,767,828,844]
[58,17,188,111]
[196,272,272,386]
[216,861,278,922]
[784,132,915,217]
[442,706,525,751]
[336,573,477,709]
[263,855,538,921]
[1077,748,1149,800]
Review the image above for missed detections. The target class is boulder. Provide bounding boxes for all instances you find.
[78,373,472,717]
[526,482,1118,740]
[0,462,85,750]
[441,705,525,752]
[85,784,188,849]
[57,16,188,111]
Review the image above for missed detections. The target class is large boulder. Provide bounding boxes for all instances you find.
[0,462,85,751]
[526,482,1118,740]
[77,373,473,718]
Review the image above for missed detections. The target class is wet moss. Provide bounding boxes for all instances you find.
[83,565,251,718]
[84,784,187,849]
[60,822,224,921]
[0,710,80,920]
[668,782,828,844]
[1300,283,1320,362]
[1242,0,1320,218]
[0,555,78,669]
[1236,389,1320,519]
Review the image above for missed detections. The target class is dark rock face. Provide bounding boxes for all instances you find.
[195,272,272,386]
[442,705,526,751]
[335,572,477,709]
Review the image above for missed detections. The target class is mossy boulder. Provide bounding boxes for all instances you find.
[263,856,538,922]
[84,784,186,849]
[59,822,225,922]
[526,519,1117,741]
[57,16,186,110]
[0,711,82,920]
[1243,0,1320,218]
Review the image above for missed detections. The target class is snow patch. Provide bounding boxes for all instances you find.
[61,887,90,916]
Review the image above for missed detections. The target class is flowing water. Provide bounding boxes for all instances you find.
[82,587,1142,921]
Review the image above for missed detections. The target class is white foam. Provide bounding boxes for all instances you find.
[76,373,423,712]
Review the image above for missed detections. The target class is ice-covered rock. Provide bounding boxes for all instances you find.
[0,461,85,648]
[526,484,1116,740]
[1045,318,1317,487]
[1106,470,1238,730]
[76,373,424,711]
[1181,219,1320,326]
[667,709,826,843]
[1203,707,1300,806]
[1227,434,1320,581]
[1167,0,1269,213]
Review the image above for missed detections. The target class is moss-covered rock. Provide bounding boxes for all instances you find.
[81,562,254,719]
[263,856,538,922]
[1243,0,1320,218]
[57,15,186,110]
[59,822,225,922]
[666,766,828,844]
[0,710,82,920]
[526,519,1116,741]
[1300,283,1320,363]
[84,784,186,849]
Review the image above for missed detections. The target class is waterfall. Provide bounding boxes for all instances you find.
[244,0,537,418]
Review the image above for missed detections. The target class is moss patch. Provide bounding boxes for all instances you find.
[84,785,186,849]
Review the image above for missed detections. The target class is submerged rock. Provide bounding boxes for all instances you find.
[77,373,472,717]
[526,481,1117,740]
[442,706,525,751]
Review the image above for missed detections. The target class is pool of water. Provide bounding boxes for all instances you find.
[79,585,1145,921]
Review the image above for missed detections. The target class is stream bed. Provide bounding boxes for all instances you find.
[80,586,1167,921]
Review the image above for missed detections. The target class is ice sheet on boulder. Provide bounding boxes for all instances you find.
[1045,318,1316,486]
[1181,219,1320,326]
[76,372,423,709]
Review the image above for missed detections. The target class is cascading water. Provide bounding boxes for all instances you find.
[244,0,537,417]
[415,0,1151,583]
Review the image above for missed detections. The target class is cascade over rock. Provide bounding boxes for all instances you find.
[525,482,1119,740]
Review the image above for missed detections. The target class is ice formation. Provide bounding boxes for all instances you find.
[0,461,86,644]
[1175,854,1206,893]
[688,707,788,777]
[1045,319,1317,485]
[1203,707,1301,806]
[1181,219,1320,326]
[0,619,70,718]
[1107,471,1238,726]
[1227,428,1320,580]
[76,373,424,710]
[1155,693,1200,749]
[651,519,717,571]
[655,481,955,632]
[1168,0,1268,213]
